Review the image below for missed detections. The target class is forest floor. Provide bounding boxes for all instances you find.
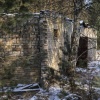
[0,61,100,100]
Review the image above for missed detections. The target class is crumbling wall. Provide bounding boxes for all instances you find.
[80,27,97,61]
[0,15,41,85]
[0,12,73,86]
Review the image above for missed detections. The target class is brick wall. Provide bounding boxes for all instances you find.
[0,12,72,86]
[0,15,41,85]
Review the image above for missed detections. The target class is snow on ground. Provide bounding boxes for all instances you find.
[1,60,100,100]
[49,86,61,95]
[88,61,100,68]
[76,60,100,99]
[29,86,61,100]
[29,85,82,100]
[88,61,100,76]
[76,60,100,76]
[48,86,61,100]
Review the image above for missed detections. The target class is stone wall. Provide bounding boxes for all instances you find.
[0,14,41,85]
[0,12,73,86]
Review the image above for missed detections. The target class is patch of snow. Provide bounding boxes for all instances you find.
[29,86,62,100]
[76,68,87,72]
[76,61,100,76]
[6,14,15,17]
[79,20,84,24]
[84,0,92,5]
[49,86,61,95]
[33,13,40,18]
[49,95,60,100]
[61,75,68,80]
[88,61,100,76]
[48,86,61,100]
[88,61,100,67]
[17,84,26,87]
[94,88,100,94]
[29,96,38,100]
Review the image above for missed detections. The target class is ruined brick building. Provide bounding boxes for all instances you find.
[0,11,97,86]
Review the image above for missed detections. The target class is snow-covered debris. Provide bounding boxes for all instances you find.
[0,83,41,92]
[13,83,41,92]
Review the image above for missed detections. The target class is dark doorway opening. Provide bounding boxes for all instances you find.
[77,37,88,68]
